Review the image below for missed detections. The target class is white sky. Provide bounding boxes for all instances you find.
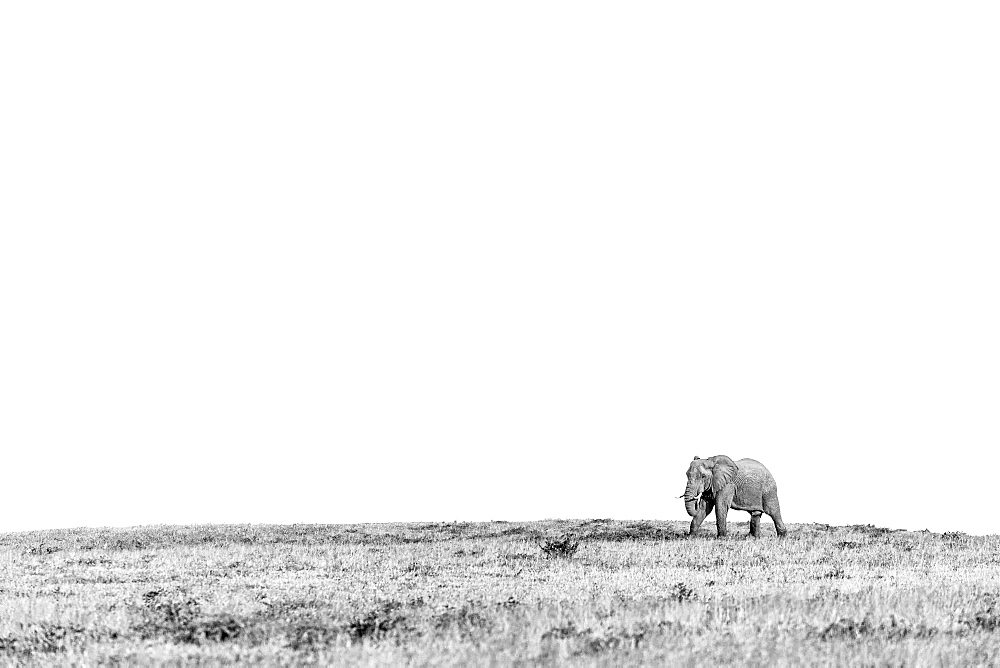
[2,4,998,535]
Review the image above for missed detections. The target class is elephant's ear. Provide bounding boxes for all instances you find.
[710,456,738,494]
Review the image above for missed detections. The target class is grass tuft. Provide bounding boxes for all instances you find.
[670,582,697,603]
[538,534,580,559]
[344,602,409,643]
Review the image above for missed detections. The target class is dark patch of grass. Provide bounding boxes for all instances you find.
[818,614,938,641]
[943,531,971,545]
[75,556,114,567]
[134,591,200,640]
[263,597,511,652]
[836,541,863,550]
[582,522,684,542]
[344,602,409,642]
[286,623,338,651]
[540,620,666,657]
[496,553,535,566]
[473,525,544,540]
[541,621,584,641]
[134,590,245,645]
[182,616,245,643]
[538,535,580,559]
[255,597,329,625]
[670,582,697,603]
[434,603,493,640]
[0,622,120,657]
[377,534,439,545]
[848,524,894,538]
[683,556,725,572]
[578,626,655,655]
[286,622,340,651]
[439,522,476,538]
[403,561,439,577]
[0,623,85,656]
[958,593,1000,632]
[253,598,414,650]
[250,599,340,651]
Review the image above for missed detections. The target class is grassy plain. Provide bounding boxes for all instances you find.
[1,520,999,665]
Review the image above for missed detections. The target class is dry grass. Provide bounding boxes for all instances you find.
[1,520,999,665]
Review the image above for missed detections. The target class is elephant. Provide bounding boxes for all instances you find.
[683,455,787,538]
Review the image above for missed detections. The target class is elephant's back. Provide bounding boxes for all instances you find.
[737,458,770,473]
[735,458,778,493]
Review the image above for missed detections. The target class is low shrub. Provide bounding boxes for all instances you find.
[538,535,580,559]
[434,603,492,640]
[344,602,409,642]
[0,623,86,656]
[134,590,245,645]
[818,614,938,641]
[670,582,697,603]
[958,593,1000,632]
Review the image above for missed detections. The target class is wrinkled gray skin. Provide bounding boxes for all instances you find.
[683,455,787,538]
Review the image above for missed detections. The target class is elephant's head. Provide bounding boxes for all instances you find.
[684,455,738,517]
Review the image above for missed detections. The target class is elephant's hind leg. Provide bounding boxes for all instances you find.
[763,495,787,537]
[749,511,762,538]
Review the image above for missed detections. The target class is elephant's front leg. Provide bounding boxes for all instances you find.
[714,501,730,537]
[749,511,762,538]
[689,499,715,535]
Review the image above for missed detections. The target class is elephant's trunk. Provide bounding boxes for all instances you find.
[684,481,702,517]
